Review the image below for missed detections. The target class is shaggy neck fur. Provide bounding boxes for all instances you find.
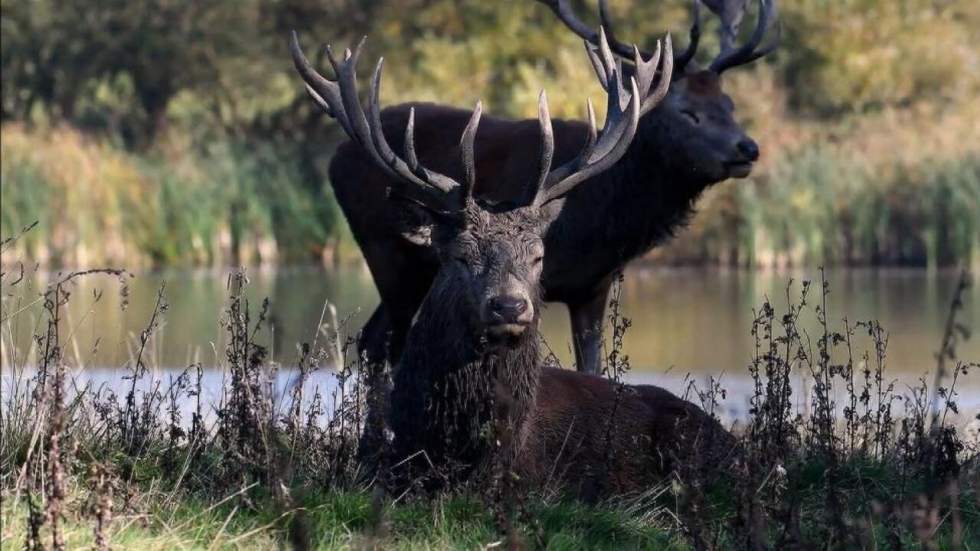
[389,270,542,482]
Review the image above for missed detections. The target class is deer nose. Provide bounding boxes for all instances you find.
[489,296,528,323]
[737,138,760,161]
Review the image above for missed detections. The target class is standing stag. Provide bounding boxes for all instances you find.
[329,0,779,376]
[291,30,734,498]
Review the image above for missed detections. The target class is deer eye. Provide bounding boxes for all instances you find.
[681,109,701,124]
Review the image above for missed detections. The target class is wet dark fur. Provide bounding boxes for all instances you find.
[386,206,546,487]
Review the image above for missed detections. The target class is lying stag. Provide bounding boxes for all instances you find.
[291,31,734,498]
[330,0,779,376]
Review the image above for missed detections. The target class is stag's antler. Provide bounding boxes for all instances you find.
[539,0,699,81]
[290,28,657,211]
[706,0,780,73]
[290,32,478,214]
[702,0,745,52]
[530,27,651,205]
[542,0,780,76]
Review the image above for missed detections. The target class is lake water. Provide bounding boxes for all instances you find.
[3,266,978,416]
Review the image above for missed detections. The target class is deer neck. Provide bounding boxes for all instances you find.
[545,115,712,279]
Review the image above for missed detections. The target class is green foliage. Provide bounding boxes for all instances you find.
[779,0,980,114]
[0,147,51,257]
[1,489,688,550]
[6,0,977,140]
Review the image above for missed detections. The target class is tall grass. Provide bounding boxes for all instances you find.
[737,150,980,268]
[0,125,338,268]
[5,121,978,270]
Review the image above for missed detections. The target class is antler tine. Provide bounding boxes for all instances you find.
[538,78,640,206]
[292,33,386,173]
[532,31,644,207]
[459,101,483,192]
[290,32,353,136]
[630,42,658,101]
[403,107,420,172]
[290,31,474,213]
[585,39,610,91]
[708,0,779,73]
[586,27,670,117]
[650,36,673,109]
[673,0,702,74]
[340,47,449,196]
[361,57,472,200]
[366,59,429,187]
[534,91,557,200]
[752,20,781,58]
[597,0,635,59]
[583,99,598,154]
[631,35,673,115]
[588,47,635,162]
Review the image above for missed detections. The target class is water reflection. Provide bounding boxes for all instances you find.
[2,266,977,407]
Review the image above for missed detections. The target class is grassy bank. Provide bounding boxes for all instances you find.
[3,469,977,549]
[2,221,978,548]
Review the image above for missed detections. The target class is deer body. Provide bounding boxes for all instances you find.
[524,367,736,499]
[391,286,736,497]
[383,209,734,496]
[335,111,733,496]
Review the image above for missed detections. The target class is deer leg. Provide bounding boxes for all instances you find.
[355,262,433,475]
[568,278,612,375]
[357,305,393,474]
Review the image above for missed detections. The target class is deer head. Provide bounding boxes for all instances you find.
[290,29,669,347]
[541,0,779,183]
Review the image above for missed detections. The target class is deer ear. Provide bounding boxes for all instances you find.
[535,197,565,228]
[385,186,439,247]
[396,201,437,247]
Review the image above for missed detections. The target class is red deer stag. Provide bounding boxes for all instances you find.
[291,30,734,498]
[331,0,779,378]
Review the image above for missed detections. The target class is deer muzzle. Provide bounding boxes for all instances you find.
[484,294,534,340]
[725,137,759,178]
